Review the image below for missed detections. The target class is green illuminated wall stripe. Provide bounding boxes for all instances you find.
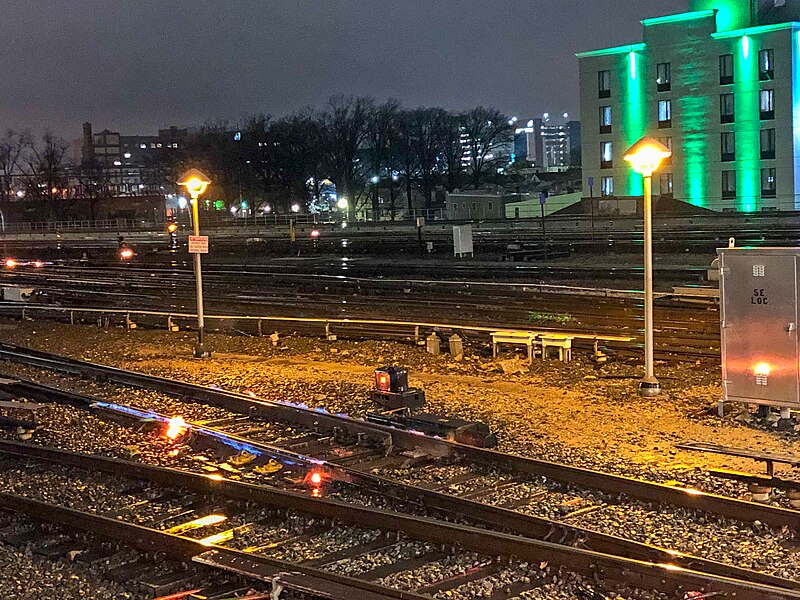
[623,51,647,196]
[736,35,761,212]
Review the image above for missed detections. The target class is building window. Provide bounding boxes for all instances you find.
[759,49,774,81]
[488,202,493,211]
[658,172,673,197]
[600,142,613,169]
[658,136,673,164]
[760,89,775,120]
[761,168,777,197]
[722,170,736,199]
[598,70,611,98]
[719,54,734,85]
[656,62,671,92]
[761,129,776,159]
[599,106,612,134]
[658,100,672,128]
[720,93,735,123]
[721,132,735,162]
[601,176,614,196]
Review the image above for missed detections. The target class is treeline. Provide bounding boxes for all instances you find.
[0,97,517,219]
[175,97,516,217]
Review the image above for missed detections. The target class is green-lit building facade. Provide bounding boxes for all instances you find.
[579,1,800,212]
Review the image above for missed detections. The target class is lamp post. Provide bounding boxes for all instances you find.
[623,137,672,397]
[177,168,212,358]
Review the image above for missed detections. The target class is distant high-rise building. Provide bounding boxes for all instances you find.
[512,114,579,171]
[578,0,800,211]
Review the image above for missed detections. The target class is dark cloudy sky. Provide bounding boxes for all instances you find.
[1,0,687,137]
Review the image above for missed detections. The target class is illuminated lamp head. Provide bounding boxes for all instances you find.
[177,168,212,200]
[624,137,672,178]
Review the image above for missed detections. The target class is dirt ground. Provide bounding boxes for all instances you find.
[1,318,797,487]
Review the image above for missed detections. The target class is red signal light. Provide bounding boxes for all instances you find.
[310,229,320,239]
[33,260,44,268]
[120,248,134,260]
[376,372,391,392]
[4,259,16,269]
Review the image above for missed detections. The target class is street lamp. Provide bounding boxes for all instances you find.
[177,168,212,358]
[624,137,672,397]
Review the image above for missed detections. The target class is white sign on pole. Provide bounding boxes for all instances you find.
[188,235,209,254]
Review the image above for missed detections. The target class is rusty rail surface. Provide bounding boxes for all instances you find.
[1,441,799,600]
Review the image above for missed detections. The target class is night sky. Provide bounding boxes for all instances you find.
[2,0,687,137]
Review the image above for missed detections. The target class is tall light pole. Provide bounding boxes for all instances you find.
[178,169,212,358]
[624,137,672,397]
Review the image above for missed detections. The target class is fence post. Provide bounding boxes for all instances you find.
[258,319,263,336]
[70,311,74,325]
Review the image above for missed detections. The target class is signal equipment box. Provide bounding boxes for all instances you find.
[718,248,800,409]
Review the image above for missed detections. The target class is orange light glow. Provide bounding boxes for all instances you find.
[120,248,134,260]
[754,362,772,377]
[4,259,16,269]
[165,416,188,440]
[310,229,320,238]
[376,372,391,391]
[33,260,43,268]
[310,471,323,485]
[167,223,178,233]
[311,487,321,498]
[623,137,672,177]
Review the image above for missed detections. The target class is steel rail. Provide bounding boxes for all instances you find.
[1,419,796,594]
[1,441,798,600]
[0,492,425,600]
[0,343,794,533]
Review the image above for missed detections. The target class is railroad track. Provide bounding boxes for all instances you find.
[0,343,797,598]
[1,441,799,600]
[0,263,722,358]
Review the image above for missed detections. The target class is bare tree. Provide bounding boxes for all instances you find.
[412,108,447,210]
[461,107,513,190]
[321,96,373,220]
[0,129,30,202]
[366,99,400,218]
[271,111,327,212]
[393,110,418,213]
[437,114,464,193]
[23,132,69,220]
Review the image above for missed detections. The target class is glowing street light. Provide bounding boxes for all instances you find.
[336,197,348,210]
[624,137,672,396]
[178,168,212,358]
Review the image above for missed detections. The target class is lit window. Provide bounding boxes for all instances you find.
[601,176,613,197]
[719,54,734,85]
[760,129,776,159]
[600,142,613,168]
[720,93,735,123]
[721,132,735,162]
[599,106,612,134]
[759,49,774,81]
[761,168,776,198]
[760,89,775,120]
[658,100,672,128]
[656,62,671,92]
[722,170,736,199]
[598,70,611,98]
